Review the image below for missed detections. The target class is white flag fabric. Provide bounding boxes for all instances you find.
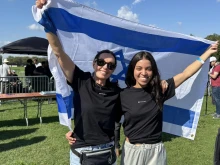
[32,0,213,139]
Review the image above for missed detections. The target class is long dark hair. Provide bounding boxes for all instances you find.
[93,49,117,85]
[125,51,163,110]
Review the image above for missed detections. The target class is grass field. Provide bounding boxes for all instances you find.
[11,66,25,77]
[0,95,219,165]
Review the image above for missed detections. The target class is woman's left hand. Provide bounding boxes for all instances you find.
[65,131,76,145]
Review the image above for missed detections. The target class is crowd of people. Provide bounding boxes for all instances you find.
[25,58,52,78]
[0,58,52,94]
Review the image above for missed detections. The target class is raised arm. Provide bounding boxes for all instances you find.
[46,32,75,83]
[173,41,219,88]
[36,0,75,83]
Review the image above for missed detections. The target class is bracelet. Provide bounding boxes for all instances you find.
[197,57,204,64]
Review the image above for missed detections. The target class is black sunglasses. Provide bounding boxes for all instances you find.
[95,59,116,70]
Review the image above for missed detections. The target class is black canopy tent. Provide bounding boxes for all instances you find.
[0,37,48,56]
[0,37,51,94]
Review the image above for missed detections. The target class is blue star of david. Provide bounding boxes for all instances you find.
[111,50,130,82]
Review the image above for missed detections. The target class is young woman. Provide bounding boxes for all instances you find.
[36,1,121,165]
[47,35,120,165]
[120,42,219,165]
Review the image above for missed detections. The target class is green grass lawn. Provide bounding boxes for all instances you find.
[11,66,25,77]
[0,96,219,165]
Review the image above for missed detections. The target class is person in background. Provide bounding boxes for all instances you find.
[207,59,213,97]
[9,70,22,93]
[25,59,36,76]
[208,57,217,105]
[10,70,19,82]
[33,58,42,68]
[33,61,52,78]
[0,59,11,93]
[33,61,46,76]
[25,59,36,91]
[208,56,220,119]
[120,42,218,165]
[0,58,11,80]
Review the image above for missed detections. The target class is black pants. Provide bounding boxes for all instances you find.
[115,122,121,149]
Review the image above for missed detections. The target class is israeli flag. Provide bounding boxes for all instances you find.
[32,0,213,139]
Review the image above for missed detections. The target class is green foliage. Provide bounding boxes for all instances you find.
[205,33,220,60]
[4,56,47,66]
[205,33,220,41]
[11,67,25,77]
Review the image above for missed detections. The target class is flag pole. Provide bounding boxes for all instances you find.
[205,80,209,115]
[0,50,3,105]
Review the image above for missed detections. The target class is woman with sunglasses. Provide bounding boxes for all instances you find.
[36,1,121,165]
[120,42,219,165]
[46,35,120,164]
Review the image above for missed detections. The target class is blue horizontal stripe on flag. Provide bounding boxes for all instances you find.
[43,8,210,55]
[56,92,74,119]
[163,105,195,128]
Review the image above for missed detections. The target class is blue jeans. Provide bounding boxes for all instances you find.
[70,141,116,165]
[212,86,220,115]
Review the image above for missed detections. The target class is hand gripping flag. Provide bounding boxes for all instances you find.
[32,0,214,139]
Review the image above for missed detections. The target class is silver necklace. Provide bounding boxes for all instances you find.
[95,82,103,90]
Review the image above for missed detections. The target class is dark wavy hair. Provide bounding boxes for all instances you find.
[125,51,163,110]
[93,49,117,85]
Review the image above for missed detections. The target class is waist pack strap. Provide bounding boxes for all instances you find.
[71,145,114,158]
[72,149,81,158]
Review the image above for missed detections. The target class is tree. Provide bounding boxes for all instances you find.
[205,33,220,60]
[0,56,47,66]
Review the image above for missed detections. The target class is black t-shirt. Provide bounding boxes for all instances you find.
[25,64,36,76]
[67,66,121,149]
[120,78,175,144]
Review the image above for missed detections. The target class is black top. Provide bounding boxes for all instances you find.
[34,66,52,77]
[25,64,36,76]
[67,66,121,149]
[120,78,175,144]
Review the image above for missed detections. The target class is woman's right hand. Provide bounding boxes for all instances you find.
[66,131,76,145]
[36,0,47,9]
[206,41,219,55]
[35,0,75,83]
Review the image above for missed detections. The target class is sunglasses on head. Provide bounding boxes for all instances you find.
[95,59,116,70]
